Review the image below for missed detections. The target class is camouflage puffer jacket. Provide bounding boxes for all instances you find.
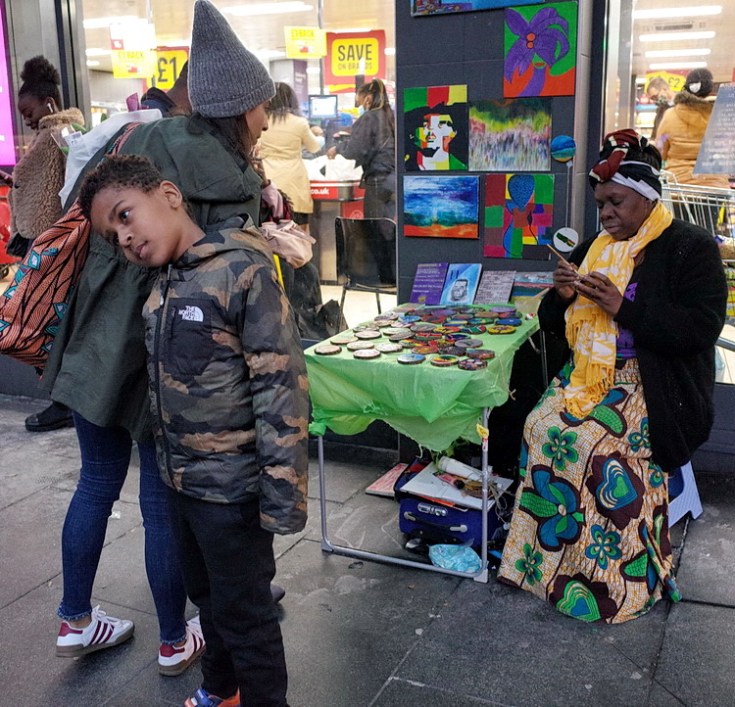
[143,219,309,534]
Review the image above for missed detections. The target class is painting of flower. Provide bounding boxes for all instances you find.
[504,1,578,97]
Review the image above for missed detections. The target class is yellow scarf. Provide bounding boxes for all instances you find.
[563,200,672,418]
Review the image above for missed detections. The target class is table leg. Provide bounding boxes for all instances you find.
[316,432,491,583]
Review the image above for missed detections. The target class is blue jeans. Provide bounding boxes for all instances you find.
[57,413,187,644]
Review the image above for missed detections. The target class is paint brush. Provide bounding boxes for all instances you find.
[546,244,570,264]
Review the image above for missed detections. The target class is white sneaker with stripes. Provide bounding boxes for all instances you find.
[158,615,206,676]
[56,605,135,657]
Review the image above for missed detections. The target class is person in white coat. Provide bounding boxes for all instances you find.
[260,82,323,235]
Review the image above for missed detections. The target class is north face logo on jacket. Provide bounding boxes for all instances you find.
[178,305,204,322]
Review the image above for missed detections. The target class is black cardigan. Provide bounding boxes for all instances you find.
[539,219,727,471]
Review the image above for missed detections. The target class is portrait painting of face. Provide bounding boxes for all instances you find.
[404,85,468,171]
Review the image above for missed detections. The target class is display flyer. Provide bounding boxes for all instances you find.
[410,262,450,305]
[474,270,516,304]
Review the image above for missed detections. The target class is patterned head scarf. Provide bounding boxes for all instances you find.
[588,129,662,201]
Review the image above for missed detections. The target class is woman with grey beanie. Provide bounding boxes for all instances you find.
[42,2,298,704]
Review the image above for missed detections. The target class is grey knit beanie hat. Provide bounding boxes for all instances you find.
[188,0,275,118]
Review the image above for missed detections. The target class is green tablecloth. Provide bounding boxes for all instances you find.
[305,310,539,451]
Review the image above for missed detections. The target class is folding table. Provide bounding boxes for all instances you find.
[306,308,539,583]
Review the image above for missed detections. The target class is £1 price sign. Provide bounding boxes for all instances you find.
[148,49,189,91]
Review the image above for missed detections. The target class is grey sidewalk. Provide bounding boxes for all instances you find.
[1,392,734,707]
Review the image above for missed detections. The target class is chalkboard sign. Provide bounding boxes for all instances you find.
[694,83,735,176]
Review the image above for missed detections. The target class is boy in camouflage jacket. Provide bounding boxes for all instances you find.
[79,154,308,706]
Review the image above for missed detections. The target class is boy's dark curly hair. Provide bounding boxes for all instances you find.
[19,55,62,106]
[78,154,164,220]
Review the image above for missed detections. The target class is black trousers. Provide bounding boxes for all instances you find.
[168,491,287,706]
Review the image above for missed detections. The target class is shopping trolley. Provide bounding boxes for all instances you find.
[660,173,735,323]
[660,172,735,239]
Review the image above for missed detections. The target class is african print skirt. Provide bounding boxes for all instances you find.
[498,358,680,624]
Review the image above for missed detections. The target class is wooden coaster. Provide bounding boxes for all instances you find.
[314,344,341,355]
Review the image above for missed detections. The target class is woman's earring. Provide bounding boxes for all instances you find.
[46,101,55,114]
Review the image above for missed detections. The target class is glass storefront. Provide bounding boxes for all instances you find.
[79,1,396,121]
[603,1,735,383]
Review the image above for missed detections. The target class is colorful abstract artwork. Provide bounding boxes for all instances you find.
[411,0,543,16]
[484,173,555,258]
[469,98,551,171]
[503,1,577,97]
[404,85,469,171]
[404,175,480,239]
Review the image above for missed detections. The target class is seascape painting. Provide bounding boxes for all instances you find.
[404,85,469,171]
[469,98,552,171]
[503,1,578,97]
[483,173,554,258]
[411,0,543,16]
[404,175,480,239]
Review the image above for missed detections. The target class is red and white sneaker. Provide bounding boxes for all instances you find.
[159,615,206,676]
[56,605,135,657]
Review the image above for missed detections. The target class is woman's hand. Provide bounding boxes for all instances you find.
[326,146,337,160]
[553,259,579,302]
[575,271,624,316]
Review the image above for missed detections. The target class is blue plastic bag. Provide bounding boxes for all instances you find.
[428,544,482,573]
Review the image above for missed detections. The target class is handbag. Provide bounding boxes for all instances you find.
[260,219,315,269]
[0,123,139,369]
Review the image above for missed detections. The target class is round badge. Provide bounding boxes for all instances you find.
[389,331,415,342]
[354,329,382,339]
[398,315,421,323]
[314,344,341,355]
[434,326,461,335]
[550,134,576,163]
[490,305,516,316]
[438,345,465,356]
[460,325,487,335]
[466,348,496,360]
[410,322,438,333]
[347,340,376,351]
[414,344,440,355]
[487,325,516,335]
[454,338,484,349]
[553,227,579,252]
[500,318,522,327]
[458,358,488,371]
[397,353,425,365]
[430,354,459,367]
[353,348,381,359]
[376,342,403,353]
[330,335,357,346]
[373,319,394,328]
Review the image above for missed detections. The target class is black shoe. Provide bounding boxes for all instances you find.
[270,583,286,604]
[25,402,74,432]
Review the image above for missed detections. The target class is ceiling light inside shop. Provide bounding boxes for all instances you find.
[633,5,722,20]
[384,47,396,56]
[86,48,112,57]
[649,60,708,70]
[83,15,139,29]
[86,60,101,67]
[223,2,313,16]
[645,48,710,57]
[639,30,715,41]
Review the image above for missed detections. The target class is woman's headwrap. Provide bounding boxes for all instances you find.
[588,129,662,201]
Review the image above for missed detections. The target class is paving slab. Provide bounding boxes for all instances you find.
[674,472,735,606]
[654,602,735,707]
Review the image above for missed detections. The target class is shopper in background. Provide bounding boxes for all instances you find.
[656,68,729,190]
[7,56,84,432]
[645,76,675,141]
[326,78,396,220]
[499,130,727,624]
[79,152,307,707]
[42,0,287,689]
[260,82,323,235]
[140,60,192,116]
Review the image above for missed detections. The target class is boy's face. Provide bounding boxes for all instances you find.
[90,183,198,268]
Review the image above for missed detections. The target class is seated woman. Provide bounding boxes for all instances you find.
[498,130,727,624]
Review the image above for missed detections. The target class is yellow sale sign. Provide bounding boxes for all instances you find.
[112,50,156,79]
[325,31,385,85]
[284,26,326,59]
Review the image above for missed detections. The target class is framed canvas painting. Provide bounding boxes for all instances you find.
[404,175,480,239]
[411,0,544,17]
